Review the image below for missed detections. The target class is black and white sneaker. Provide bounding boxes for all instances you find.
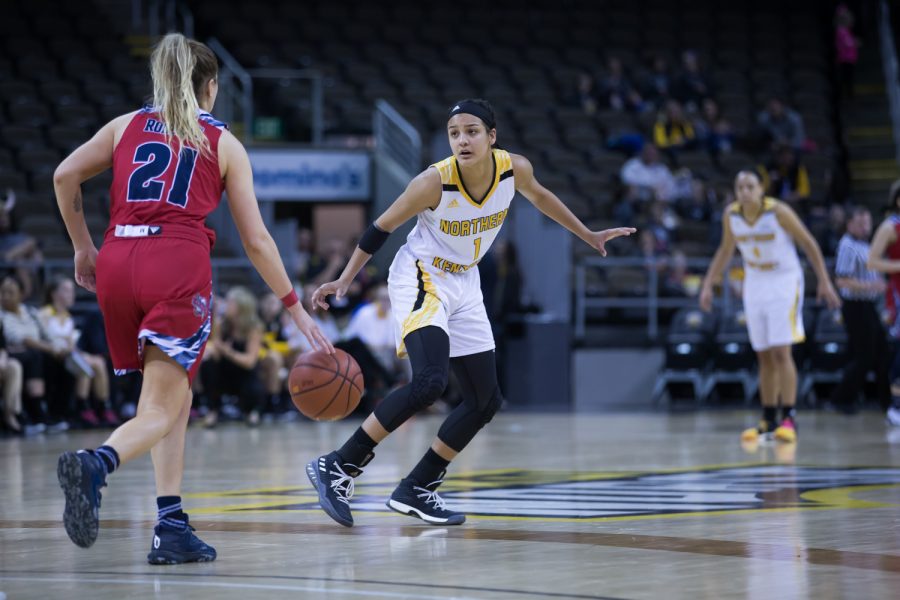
[306,451,370,527]
[386,475,465,526]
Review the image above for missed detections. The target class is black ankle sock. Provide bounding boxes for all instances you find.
[337,427,377,466]
[763,407,777,428]
[94,445,120,475]
[781,406,796,422]
[407,448,451,486]
[157,495,188,529]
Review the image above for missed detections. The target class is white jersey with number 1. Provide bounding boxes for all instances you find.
[388,149,515,357]
[727,197,805,351]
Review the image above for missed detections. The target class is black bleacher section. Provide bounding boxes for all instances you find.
[2,0,840,262]
[1,0,150,258]
[189,0,839,251]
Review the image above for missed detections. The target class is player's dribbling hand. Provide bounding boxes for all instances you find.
[588,227,637,257]
[290,304,335,354]
[74,246,98,293]
[818,281,842,310]
[311,279,350,311]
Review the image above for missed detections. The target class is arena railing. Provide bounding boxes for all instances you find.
[207,38,254,143]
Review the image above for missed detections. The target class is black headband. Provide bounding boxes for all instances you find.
[448,101,495,129]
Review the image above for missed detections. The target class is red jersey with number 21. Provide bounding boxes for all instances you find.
[108,107,226,249]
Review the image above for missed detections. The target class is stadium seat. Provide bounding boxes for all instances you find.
[652,307,718,404]
[703,306,758,404]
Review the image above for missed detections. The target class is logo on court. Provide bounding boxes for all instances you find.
[189,466,900,521]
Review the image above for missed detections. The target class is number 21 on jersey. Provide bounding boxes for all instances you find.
[127,142,198,208]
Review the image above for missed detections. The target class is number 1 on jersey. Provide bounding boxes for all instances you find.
[473,237,482,260]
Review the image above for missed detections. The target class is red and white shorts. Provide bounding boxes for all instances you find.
[95,224,213,383]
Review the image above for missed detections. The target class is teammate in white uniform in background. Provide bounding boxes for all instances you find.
[306,99,634,527]
[701,170,840,444]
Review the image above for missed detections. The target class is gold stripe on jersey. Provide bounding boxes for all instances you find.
[727,197,779,225]
[398,263,442,356]
[432,149,513,209]
[790,283,805,343]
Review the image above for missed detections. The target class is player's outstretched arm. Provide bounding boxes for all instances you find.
[868,219,900,273]
[510,154,635,257]
[219,131,334,354]
[53,117,127,292]
[776,202,841,309]
[311,168,441,310]
[699,210,737,312]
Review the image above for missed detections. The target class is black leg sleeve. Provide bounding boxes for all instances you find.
[437,350,504,452]
[372,326,449,432]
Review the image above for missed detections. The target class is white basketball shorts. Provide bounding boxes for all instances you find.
[743,270,805,351]
[387,245,495,358]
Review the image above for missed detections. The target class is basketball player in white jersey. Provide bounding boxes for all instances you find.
[700,170,840,443]
[306,99,634,526]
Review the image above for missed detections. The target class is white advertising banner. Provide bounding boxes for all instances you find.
[249,149,371,201]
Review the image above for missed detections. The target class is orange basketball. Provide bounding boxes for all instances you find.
[289,349,363,421]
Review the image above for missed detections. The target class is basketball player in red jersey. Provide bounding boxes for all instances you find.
[868,179,900,427]
[52,33,333,563]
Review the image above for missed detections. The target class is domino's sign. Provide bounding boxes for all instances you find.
[249,149,371,201]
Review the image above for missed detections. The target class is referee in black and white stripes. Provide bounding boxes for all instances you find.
[831,207,890,413]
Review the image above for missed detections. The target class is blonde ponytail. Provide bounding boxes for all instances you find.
[150,33,218,157]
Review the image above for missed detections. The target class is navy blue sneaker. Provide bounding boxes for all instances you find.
[147,516,217,565]
[386,475,466,525]
[57,450,107,548]
[306,451,371,527]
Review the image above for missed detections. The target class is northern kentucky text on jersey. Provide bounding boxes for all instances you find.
[439,208,509,237]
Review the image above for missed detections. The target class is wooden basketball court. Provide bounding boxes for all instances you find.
[1,411,899,599]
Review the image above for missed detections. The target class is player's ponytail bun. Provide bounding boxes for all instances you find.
[150,33,218,156]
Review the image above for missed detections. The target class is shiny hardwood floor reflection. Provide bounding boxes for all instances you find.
[2,411,899,599]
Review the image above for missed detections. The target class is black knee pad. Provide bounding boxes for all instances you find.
[410,365,448,410]
[479,387,503,426]
[438,386,503,452]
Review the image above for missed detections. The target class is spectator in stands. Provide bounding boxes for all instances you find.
[258,292,291,415]
[835,4,861,101]
[0,274,66,433]
[292,227,314,282]
[761,145,812,210]
[677,178,716,223]
[654,100,698,158]
[568,71,600,115]
[306,237,374,312]
[200,286,266,428]
[0,343,24,435]
[641,54,672,109]
[0,189,42,299]
[620,143,677,203]
[39,276,114,428]
[694,98,735,159]
[819,204,848,258]
[831,207,889,413]
[598,56,644,113]
[671,50,712,111]
[757,97,806,150]
[343,282,407,379]
[643,201,677,254]
[489,240,525,322]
